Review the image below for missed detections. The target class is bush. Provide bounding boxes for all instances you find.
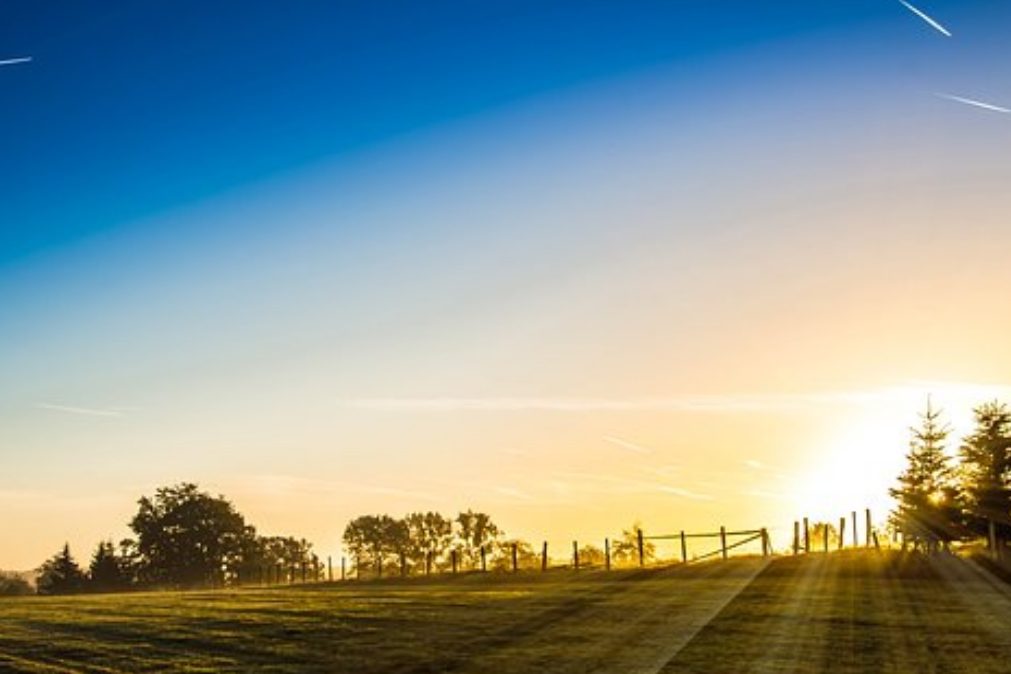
[0,572,34,597]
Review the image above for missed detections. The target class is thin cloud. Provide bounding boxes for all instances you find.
[493,486,536,502]
[603,435,653,454]
[339,390,896,413]
[743,460,764,470]
[656,485,714,501]
[37,403,125,418]
[897,1,952,37]
[936,93,1011,114]
[0,56,32,67]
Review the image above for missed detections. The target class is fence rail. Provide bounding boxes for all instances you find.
[232,506,896,588]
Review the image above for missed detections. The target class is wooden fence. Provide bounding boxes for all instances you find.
[233,507,897,587]
[790,508,881,554]
[235,523,783,587]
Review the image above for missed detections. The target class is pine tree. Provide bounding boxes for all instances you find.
[88,540,126,592]
[889,399,959,551]
[37,543,86,595]
[959,400,1011,548]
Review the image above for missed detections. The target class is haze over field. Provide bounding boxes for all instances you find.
[3,1,1011,570]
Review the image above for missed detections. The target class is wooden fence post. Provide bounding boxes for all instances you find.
[872,532,881,551]
[357,557,361,580]
[573,541,579,571]
[865,509,872,548]
[989,520,999,560]
[512,543,518,573]
[341,556,346,581]
[451,550,458,574]
[851,511,858,548]
[720,526,728,560]
[301,561,307,584]
[681,530,688,563]
[793,521,799,555]
[315,556,320,582]
[426,551,433,576]
[761,528,769,557]
[605,538,611,571]
[328,556,332,582]
[803,517,810,553]
[637,529,645,567]
[480,546,487,572]
[401,551,407,577]
[541,542,548,572]
[289,565,295,584]
[377,557,382,579]
[823,523,829,553]
[839,517,846,550]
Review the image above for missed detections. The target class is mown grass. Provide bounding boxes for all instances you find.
[1,553,1009,673]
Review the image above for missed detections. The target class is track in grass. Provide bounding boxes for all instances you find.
[2,554,1010,673]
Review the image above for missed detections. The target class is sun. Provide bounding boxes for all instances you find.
[793,382,999,527]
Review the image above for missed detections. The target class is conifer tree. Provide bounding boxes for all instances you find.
[959,400,1011,548]
[37,543,86,595]
[889,399,958,551]
[88,540,126,592]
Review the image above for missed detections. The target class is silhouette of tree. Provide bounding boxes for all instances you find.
[808,522,839,550]
[343,515,408,574]
[491,539,538,571]
[612,522,655,565]
[890,400,959,551]
[454,510,501,569]
[403,512,453,572]
[37,543,86,595]
[88,540,128,592]
[129,483,253,587]
[0,572,33,597]
[958,400,1011,548]
[577,544,606,567]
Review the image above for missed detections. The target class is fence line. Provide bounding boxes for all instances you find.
[232,506,895,588]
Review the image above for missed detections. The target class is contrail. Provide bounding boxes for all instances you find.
[0,56,33,67]
[937,93,1011,114]
[898,0,952,37]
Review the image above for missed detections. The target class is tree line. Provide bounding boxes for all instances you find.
[890,399,1011,553]
[32,483,317,595]
[342,512,652,575]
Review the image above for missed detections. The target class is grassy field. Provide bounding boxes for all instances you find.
[1,553,1010,673]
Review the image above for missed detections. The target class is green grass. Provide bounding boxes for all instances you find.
[1,553,1010,673]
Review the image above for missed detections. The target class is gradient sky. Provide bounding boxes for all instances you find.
[3,1,1011,569]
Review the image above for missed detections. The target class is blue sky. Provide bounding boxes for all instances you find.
[1,0,988,261]
[4,1,1011,568]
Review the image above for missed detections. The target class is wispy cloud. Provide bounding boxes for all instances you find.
[936,93,1011,114]
[656,485,714,501]
[37,403,126,418]
[0,56,33,67]
[745,488,794,502]
[897,1,952,37]
[234,474,438,502]
[493,486,536,502]
[339,384,1011,414]
[339,390,894,413]
[603,435,653,454]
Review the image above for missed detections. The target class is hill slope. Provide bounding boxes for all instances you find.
[1,553,1009,673]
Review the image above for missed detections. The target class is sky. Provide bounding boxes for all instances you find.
[3,1,1011,569]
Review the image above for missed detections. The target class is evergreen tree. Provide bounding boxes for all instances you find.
[959,400,1011,547]
[37,543,86,595]
[889,400,959,551]
[88,540,127,592]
